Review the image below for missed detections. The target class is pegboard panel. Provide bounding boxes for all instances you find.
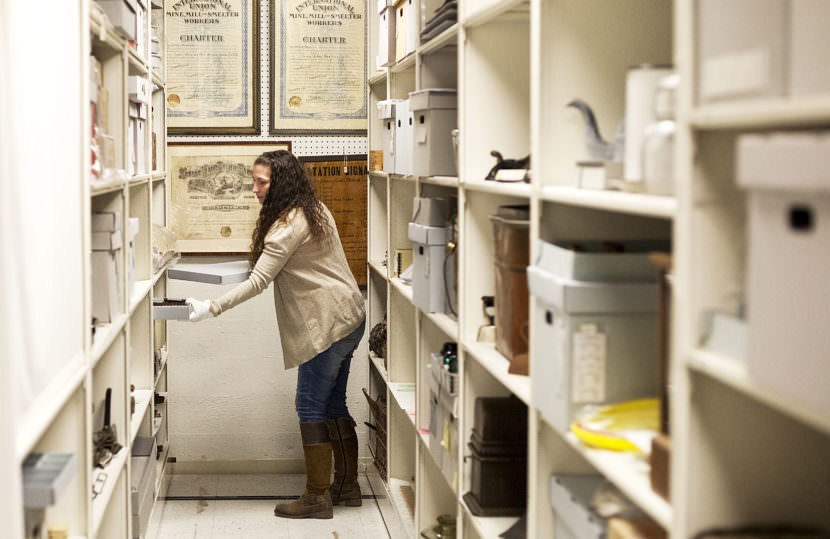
[167,0,368,158]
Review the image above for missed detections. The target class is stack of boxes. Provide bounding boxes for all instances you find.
[408,197,455,314]
[91,211,123,325]
[527,239,665,434]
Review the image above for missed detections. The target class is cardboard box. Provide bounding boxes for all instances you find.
[168,261,251,284]
[409,89,457,177]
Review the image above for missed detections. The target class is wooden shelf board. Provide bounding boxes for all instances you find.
[539,185,677,219]
[463,341,530,405]
[423,311,459,342]
[368,70,388,86]
[562,430,672,530]
[420,175,459,188]
[92,445,129,535]
[130,389,153,442]
[418,23,459,55]
[16,351,87,461]
[389,382,417,427]
[689,95,830,129]
[462,0,530,29]
[390,53,416,73]
[368,259,388,279]
[369,351,389,383]
[460,495,520,539]
[92,313,128,368]
[129,279,153,315]
[90,178,127,196]
[390,277,414,305]
[688,349,830,436]
[463,180,531,199]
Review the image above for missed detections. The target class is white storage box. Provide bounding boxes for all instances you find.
[408,222,454,313]
[790,1,830,96]
[378,100,402,174]
[394,99,412,175]
[98,0,137,41]
[550,475,609,539]
[737,132,830,412]
[168,260,251,284]
[394,0,417,62]
[377,0,396,68]
[412,196,448,227]
[534,239,665,283]
[152,298,190,320]
[409,89,457,177]
[528,266,659,433]
[696,0,787,103]
[128,76,150,103]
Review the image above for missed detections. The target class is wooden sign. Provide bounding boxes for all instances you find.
[301,155,368,285]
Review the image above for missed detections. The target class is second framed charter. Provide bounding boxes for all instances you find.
[169,142,291,253]
[165,0,260,134]
[270,0,367,134]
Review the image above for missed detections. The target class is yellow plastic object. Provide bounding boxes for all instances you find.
[571,399,659,453]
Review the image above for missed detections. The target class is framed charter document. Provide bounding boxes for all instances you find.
[269,0,368,134]
[165,0,260,135]
[300,155,368,284]
[168,141,291,253]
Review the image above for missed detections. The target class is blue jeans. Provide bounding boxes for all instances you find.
[295,319,366,423]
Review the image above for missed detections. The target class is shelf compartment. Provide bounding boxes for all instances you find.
[461,17,530,185]
[92,314,128,368]
[535,0,672,189]
[130,389,153,443]
[418,433,459,527]
[689,95,830,129]
[91,448,128,536]
[17,353,87,462]
[688,349,830,437]
[368,177,388,267]
[540,185,677,219]
[460,495,520,539]
[463,341,530,405]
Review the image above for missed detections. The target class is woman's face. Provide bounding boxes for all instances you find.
[251,163,271,204]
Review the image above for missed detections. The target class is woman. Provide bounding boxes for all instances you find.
[186,150,366,520]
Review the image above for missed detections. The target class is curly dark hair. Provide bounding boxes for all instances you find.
[248,150,331,269]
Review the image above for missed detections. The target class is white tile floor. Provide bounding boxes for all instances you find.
[147,474,390,539]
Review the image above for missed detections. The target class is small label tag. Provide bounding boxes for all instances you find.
[572,323,606,403]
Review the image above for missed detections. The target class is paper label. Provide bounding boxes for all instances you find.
[571,324,606,403]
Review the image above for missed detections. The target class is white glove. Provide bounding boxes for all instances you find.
[186,298,214,322]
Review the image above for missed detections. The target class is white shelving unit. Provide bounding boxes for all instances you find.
[9,2,173,537]
[367,0,830,538]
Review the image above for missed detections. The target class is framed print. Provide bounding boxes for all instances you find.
[300,155,368,285]
[165,0,260,135]
[269,0,368,134]
[168,141,291,253]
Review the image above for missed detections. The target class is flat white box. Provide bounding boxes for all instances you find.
[737,132,830,412]
[550,475,608,539]
[128,76,150,103]
[534,239,663,283]
[168,260,251,284]
[409,89,457,177]
[92,231,122,251]
[98,0,137,41]
[528,266,658,434]
[378,100,402,174]
[394,99,412,175]
[408,223,454,313]
[696,0,787,103]
[152,299,189,320]
[377,0,396,68]
[92,211,122,232]
[790,0,830,96]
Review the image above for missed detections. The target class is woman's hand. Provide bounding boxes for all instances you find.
[186,298,214,322]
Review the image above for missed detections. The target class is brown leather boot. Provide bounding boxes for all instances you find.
[327,416,362,506]
[274,422,334,519]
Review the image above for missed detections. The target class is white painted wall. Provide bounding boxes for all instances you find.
[168,259,370,466]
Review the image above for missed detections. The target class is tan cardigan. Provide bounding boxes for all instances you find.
[210,205,365,369]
